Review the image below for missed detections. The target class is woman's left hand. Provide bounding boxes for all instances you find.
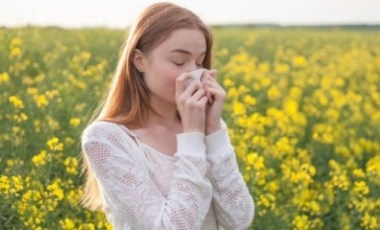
[202,70,226,135]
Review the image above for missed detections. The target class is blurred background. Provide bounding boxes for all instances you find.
[1,0,380,28]
[1,1,380,229]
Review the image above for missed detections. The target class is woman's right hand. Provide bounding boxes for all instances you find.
[175,73,208,133]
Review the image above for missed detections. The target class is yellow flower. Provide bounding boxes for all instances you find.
[65,137,75,146]
[243,95,257,106]
[9,47,22,58]
[289,87,303,100]
[47,179,64,201]
[366,155,380,185]
[265,181,279,194]
[257,193,276,216]
[79,223,96,230]
[293,215,310,230]
[252,135,269,149]
[246,152,265,171]
[283,99,299,115]
[32,150,48,166]
[331,174,350,191]
[34,95,49,108]
[34,119,41,133]
[12,126,22,135]
[260,77,271,88]
[223,78,234,87]
[47,137,64,151]
[309,201,321,215]
[12,113,28,123]
[10,175,24,194]
[0,72,10,83]
[267,85,281,101]
[64,157,78,175]
[258,62,270,73]
[232,101,246,116]
[67,189,82,207]
[312,124,335,144]
[361,212,378,229]
[60,218,75,230]
[353,169,366,179]
[325,108,340,122]
[45,89,60,99]
[275,63,290,74]
[35,73,45,82]
[80,51,91,61]
[227,87,238,98]
[353,181,370,196]
[0,175,11,195]
[0,175,25,195]
[26,87,39,95]
[8,95,25,109]
[293,55,307,66]
[314,90,329,106]
[238,85,249,94]
[70,118,81,127]
[275,136,295,157]
[10,37,22,48]
[47,116,61,130]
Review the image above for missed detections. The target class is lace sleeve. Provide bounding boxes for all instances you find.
[81,122,213,230]
[205,127,255,230]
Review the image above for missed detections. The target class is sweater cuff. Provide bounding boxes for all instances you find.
[176,132,206,157]
[205,127,232,156]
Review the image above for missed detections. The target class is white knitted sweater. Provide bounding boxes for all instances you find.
[81,120,254,230]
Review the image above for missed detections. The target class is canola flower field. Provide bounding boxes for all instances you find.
[0,27,380,229]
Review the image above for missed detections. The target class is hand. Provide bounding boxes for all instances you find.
[176,72,208,133]
[202,70,226,135]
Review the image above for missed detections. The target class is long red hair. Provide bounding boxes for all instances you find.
[80,2,213,210]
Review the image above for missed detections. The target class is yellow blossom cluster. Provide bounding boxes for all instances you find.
[218,28,380,229]
[1,27,380,229]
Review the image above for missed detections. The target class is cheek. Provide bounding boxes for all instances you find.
[148,59,184,91]
[157,63,182,84]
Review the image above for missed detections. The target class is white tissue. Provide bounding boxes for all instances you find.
[189,69,206,82]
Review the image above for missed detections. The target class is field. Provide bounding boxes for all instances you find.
[1,26,380,229]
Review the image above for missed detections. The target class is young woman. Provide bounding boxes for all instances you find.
[80,2,254,229]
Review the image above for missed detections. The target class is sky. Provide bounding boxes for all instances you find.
[1,0,380,28]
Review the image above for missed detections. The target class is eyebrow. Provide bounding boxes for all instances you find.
[170,49,206,56]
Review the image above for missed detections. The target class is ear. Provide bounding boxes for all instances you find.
[132,49,145,73]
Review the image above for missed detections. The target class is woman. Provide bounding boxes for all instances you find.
[80,2,254,229]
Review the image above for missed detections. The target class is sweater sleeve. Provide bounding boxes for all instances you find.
[205,124,255,230]
[81,122,213,230]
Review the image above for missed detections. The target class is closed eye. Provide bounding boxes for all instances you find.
[173,62,185,66]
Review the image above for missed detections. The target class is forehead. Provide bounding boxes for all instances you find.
[154,29,206,54]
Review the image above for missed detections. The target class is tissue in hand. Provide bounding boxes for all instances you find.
[189,69,207,82]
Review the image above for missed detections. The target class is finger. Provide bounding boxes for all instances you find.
[205,69,217,80]
[202,80,215,105]
[191,88,206,101]
[175,73,194,97]
[205,87,226,101]
[201,74,214,88]
[196,95,208,107]
[203,78,219,91]
[205,85,213,104]
[182,79,202,98]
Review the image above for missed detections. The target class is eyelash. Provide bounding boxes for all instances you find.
[173,62,203,67]
[174,62,184,66]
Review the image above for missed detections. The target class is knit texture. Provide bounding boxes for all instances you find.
[81,120,254,230]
